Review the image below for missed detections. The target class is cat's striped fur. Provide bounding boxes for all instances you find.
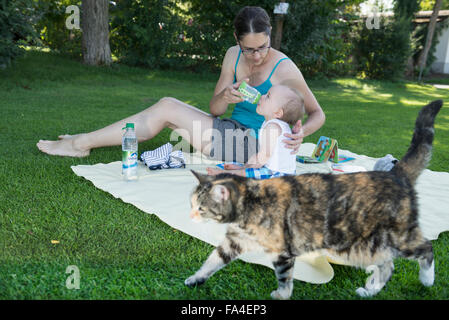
[185,100,442,299]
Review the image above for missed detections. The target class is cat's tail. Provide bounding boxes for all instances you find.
[392,100,443,185]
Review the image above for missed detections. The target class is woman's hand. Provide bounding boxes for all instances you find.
[221,78,249,104]
[283,120,305,154]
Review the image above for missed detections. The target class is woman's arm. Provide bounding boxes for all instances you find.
[281,75,325,138]
[274,60,326,153]
[209,47,246,116]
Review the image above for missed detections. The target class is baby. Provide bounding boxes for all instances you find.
[207,85,304,179]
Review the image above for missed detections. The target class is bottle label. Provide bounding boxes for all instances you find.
[238,81,261,104]
[122,151,138,169]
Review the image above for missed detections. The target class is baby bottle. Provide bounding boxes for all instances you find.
[238,81,261,104]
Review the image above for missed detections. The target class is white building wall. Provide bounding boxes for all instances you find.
[360,0,394,14]
[431,22,449,74]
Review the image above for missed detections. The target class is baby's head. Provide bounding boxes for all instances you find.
[256,85,304,126]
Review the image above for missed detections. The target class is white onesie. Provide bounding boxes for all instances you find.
[258,119,296,174]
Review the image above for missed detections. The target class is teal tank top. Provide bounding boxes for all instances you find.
[231,50,290,137]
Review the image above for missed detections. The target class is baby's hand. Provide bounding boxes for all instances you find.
[206,167,223,176]
[223,163,243,170]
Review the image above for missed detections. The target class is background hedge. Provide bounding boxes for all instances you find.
[1,0,447,79]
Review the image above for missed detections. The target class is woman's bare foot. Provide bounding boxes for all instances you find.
[37,134,90,157]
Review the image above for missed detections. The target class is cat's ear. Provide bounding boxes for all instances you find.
[211,185,230,203]
[191,170,212,184]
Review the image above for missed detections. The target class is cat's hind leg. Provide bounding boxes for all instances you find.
[402,239,434,287]
[185,236,244,287]
[356,260,394,297]
[270,254,295,300]
[416,241,434,287]
[419,258,434,287]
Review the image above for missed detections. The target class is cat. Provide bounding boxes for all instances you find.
[185,100,442,299]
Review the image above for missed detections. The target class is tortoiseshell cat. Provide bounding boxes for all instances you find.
[185,100,442,299]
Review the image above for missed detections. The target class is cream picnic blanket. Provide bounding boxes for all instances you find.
[71,143,449,284]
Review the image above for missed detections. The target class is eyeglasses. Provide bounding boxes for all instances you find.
[239,41,271,55]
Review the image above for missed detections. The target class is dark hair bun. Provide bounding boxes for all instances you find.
[234,6,271,41]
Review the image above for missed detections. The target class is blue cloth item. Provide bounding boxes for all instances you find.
[230,49,290,137]
[216,162,293,180]
[140,143,186,170]
[245,167,290,179]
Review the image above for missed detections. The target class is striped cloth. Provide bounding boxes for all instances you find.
[140,143,185,170]
[216,162,293,180]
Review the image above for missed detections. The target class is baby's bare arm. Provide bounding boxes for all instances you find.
[206,167,246,177]
[244,152,268,169]
[245,122,282,168]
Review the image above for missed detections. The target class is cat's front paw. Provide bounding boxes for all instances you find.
[270,288,292,300]
[185,275,206,287]
[356,287,375,298]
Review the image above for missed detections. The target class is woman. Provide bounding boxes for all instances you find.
[37,6,325,163]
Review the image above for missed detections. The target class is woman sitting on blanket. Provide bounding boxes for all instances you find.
[207,85,304,179]
[37,6,325,163]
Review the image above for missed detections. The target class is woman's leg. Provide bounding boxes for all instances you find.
[36,97,214,157]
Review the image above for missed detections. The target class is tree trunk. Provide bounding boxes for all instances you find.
[273,14,285,50]
[81,0,112,66]
[418,0,443,81]
[272,0,286,50]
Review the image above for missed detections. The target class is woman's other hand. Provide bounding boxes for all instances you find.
[283,120,304,154]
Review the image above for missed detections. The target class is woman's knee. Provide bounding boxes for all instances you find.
[157,96,184,109]
[141,96,173,115]
[141,97,183,128]
[145,96,180,114]
[159,96,180,104]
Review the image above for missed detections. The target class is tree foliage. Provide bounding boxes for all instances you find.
[35,0,82,58]
[354,15,412,79]
[420,0,449,10]
[110,0,186,69]
[281,0,359,78]
[0,0,38,68]
[353,0,421,80]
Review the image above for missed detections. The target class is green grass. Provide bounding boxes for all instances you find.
[1,50,449,300]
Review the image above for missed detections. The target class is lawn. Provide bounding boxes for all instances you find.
[1,50,448,300]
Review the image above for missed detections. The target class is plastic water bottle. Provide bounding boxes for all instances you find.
[122,123,138,180]
[238,81,261,104]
